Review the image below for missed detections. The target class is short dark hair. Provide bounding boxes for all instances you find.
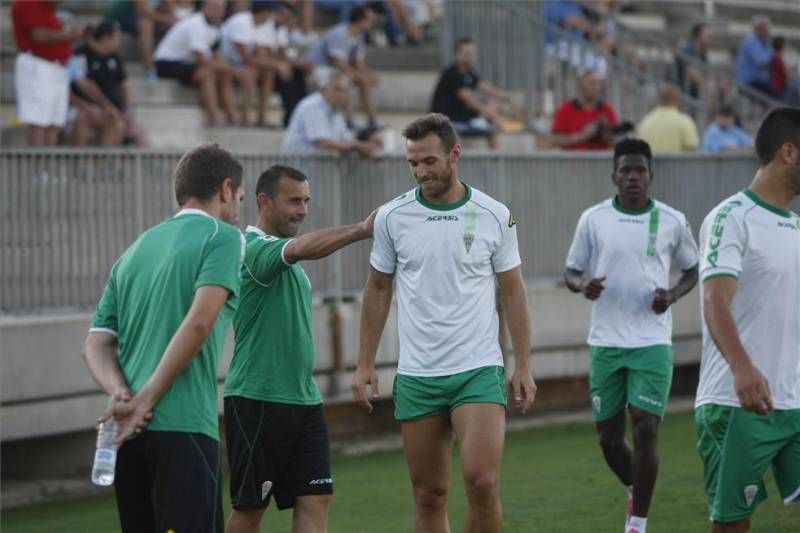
[773,36,785,51]
[455,37,473,53]
[92,20,120,40]
[251,0,279,14]
[402,113,459,152]
[173,144,243,205]
[718,104,736,117]
[349,5,369,24]
[613,137,653,171]
[690,22,707,39]
[754,107,800,165]
[256,165,308,199]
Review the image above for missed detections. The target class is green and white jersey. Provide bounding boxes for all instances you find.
[696,189,800,410]
[224,226,322,405]
[566,197,699,348]
[91,208,245,441]
[370,184,521,377]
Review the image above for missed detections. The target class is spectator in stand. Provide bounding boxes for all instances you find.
[281,72,378,157]
[315,0,421,46]
[306,5,380,127]
[701,105,753,154]
[430,38,517,150]
[259,4,311,127]
[637,84,699,153]
[105,0,181,81]
[676,22,712,99]
[551,69,620,150]
[154,0,244,126]
[219,0,284,126]
[11,0,87,146]
[770,36,787,100]
[544,0,591,48]
[735,15,775,97]
[68,20,148,147]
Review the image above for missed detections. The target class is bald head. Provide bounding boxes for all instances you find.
[658,84,681,107]
[752,15,770,41]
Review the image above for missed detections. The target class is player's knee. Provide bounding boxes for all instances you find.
[633,415,659,444]
[597,431,625,451]
[464,469,499,500]
[413,484,448,513]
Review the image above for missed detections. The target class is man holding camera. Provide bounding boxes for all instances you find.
[550,68,622,150]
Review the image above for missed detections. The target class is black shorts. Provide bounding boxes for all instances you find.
[155,60,197,85]
[224,396,333,511]
[115,430,223,533]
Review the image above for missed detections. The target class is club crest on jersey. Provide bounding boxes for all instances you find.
[261,480,273,500]
[744,484,758,507]
[592,395,602,413]
[463,232,475,253]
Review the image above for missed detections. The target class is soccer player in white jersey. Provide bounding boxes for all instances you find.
[564,138,699,533]
[352,113,537,533]
[695,107,800,533]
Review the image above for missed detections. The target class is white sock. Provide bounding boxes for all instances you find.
[624,484,633,498]
[628,516,647,532]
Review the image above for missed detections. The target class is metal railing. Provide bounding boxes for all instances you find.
[440,1,785,131]
[1,149,767,315]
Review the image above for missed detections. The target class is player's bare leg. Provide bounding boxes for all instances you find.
[596,409,634,486]
[292,494,332,533]
[451,403,505,533]
[402,415,453,533]
[630,407,661,518]
[712,519,750,532]
[226,507,265,533]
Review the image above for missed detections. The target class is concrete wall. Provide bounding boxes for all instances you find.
[0,280,702,443]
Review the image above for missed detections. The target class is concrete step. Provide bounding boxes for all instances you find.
[1,65,438,114]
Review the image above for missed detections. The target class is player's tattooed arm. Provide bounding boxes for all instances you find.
[564,268,606,301]
[652,264,698,314]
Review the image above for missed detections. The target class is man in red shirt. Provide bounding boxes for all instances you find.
[551,69,620,150]
[12,0,85,146]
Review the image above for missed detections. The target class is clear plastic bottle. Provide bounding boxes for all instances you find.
[91,418,118,486]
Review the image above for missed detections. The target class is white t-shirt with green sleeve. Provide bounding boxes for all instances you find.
[369,185,521,377]
[696,189,800,410]
[565,197,699,348]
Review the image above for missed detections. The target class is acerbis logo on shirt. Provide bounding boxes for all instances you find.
[308,478,333,485]
[425,215,459,222]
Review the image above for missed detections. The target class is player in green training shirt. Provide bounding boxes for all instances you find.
[82,144,246,533]
[224,165,375,533]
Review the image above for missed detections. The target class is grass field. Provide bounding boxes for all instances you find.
[2,411,797,532]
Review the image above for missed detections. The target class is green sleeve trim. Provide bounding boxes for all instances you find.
[702,273,738,282]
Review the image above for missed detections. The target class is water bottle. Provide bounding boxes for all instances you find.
[91,418,118,486]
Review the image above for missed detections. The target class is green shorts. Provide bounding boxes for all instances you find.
[695,404,800,522]
[588,344,674,421]
[393,366,507,422]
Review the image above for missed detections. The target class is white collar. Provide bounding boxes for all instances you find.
[245,224,267,236]
[174,208,213,219]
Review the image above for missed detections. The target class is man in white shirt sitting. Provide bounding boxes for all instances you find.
[281,71,377,158]
[154,0,248,126]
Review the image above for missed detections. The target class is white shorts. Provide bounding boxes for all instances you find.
[15,52,69,127]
